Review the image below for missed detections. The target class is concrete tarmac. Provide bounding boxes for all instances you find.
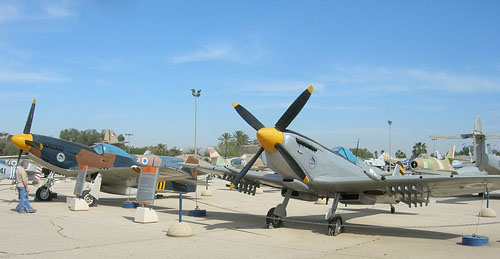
[0,178,499,258]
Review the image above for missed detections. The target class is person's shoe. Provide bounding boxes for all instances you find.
[27,209,37,213]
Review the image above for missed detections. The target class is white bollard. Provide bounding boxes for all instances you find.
[69,198,89,211]
[167,222,193,237]
[134,207,158,223]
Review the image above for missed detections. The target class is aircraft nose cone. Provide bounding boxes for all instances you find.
[11,134,33,152]
[256,127,284,152]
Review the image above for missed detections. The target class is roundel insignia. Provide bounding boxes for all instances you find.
[309,155,317,169]
[141,157,149,165]
[56,152,66,162]
[11,160,17,166]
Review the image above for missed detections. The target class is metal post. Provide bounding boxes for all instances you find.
[205,176,209,190]
[487,191,490,208]
[125,133,133,153]
[388,120,392,159]
[179,193,183,223]
[195,96,197,156]
[191,89,201,156]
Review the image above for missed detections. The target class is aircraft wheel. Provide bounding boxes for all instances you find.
[327,215,343,236]
[265,207,283,229]
[82,190,97,207]
[36,187,52,201]
[390,205,396,214]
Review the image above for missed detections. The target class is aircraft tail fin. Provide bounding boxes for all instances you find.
[392,162,405,176]
[445,145,456,159]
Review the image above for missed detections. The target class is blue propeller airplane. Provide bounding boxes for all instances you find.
[4,99,197,206]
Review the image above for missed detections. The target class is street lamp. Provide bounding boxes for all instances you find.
[388,120,392,159]
[125,133,133,153]
[191,89,201,156]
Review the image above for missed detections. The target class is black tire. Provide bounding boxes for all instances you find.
[265,207,283,229]
[36,187,52,201]
[82,190,98,207]
[327,215,343,236]
[390,205,396,214]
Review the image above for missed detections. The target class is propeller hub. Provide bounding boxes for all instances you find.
[11,134,33,152]
[257,127,283,152]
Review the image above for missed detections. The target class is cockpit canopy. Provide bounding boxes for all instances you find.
[331,146,359,165]
[91,143,130,158]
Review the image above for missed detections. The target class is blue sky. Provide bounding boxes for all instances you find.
[1,0,500,156]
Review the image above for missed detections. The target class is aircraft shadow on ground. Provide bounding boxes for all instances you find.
[152,200,460,240]
[15,188,462,239]
[437,194,500,205]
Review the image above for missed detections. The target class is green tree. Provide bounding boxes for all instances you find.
[218,132,234,157]
[59,128,102,146]
[349,148,374,159]
[412,142,427,158]
[0,133,18,155]
[233,130,250,147]
[395,150,406,158]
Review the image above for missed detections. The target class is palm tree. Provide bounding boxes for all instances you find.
[412,142,427,158]
[233,130,250,146]
[395,150,406,158]
[218,132,233,157]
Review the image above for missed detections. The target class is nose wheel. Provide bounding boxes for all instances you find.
[265,207,283,229]
[82,190,98,207]
[327,215,344,236]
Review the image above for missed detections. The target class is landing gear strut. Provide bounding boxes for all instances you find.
[326,193,344,236]
[82,173,102,207]
[265,189,291,229]
[35,172,55,201]
[390,204,396,214]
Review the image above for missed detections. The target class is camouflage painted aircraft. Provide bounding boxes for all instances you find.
[183,86,500,236]
[408,146,456,173]
[430,116,500,175]
[4,99,197,206]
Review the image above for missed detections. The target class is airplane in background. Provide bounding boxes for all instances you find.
[4,99,198,206]
[183,86,500,236]
[430,116,500,176]
[207,147,267,171]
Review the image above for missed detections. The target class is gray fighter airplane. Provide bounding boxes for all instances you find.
[430,116,500,175]
[183,86,500,236]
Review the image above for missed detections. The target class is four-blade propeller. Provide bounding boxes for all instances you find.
[230,86,313,189]
[6,99,38,168]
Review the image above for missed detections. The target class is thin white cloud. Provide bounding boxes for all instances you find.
[0,69,68,83]
[170,38,263,64]
[43,0,73,18]
[235,81,325,97]
[321,65,500,94]
[0,0,75,23]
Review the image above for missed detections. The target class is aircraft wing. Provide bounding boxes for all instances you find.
[314,175,500,197]
[72,166,193,182]
[0,155,28,160]
[182,163,284,188]
[429,134,472,139]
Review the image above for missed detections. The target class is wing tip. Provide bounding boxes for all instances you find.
[307,85,314,94]
[232,102,239,108]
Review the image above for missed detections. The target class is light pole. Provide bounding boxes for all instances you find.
[125,133,133,153]
[388,120,392,159]
[191,89,201,156]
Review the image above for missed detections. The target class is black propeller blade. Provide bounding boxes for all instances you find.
[232,103,265,131]
[275,143,309,183]
[274,86,313,131]
[15,149,23,169]
[23,99,36,134]
[230,147,265,189]
[25,140,42,150]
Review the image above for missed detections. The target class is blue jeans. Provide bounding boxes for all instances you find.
[17,187,33,212]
